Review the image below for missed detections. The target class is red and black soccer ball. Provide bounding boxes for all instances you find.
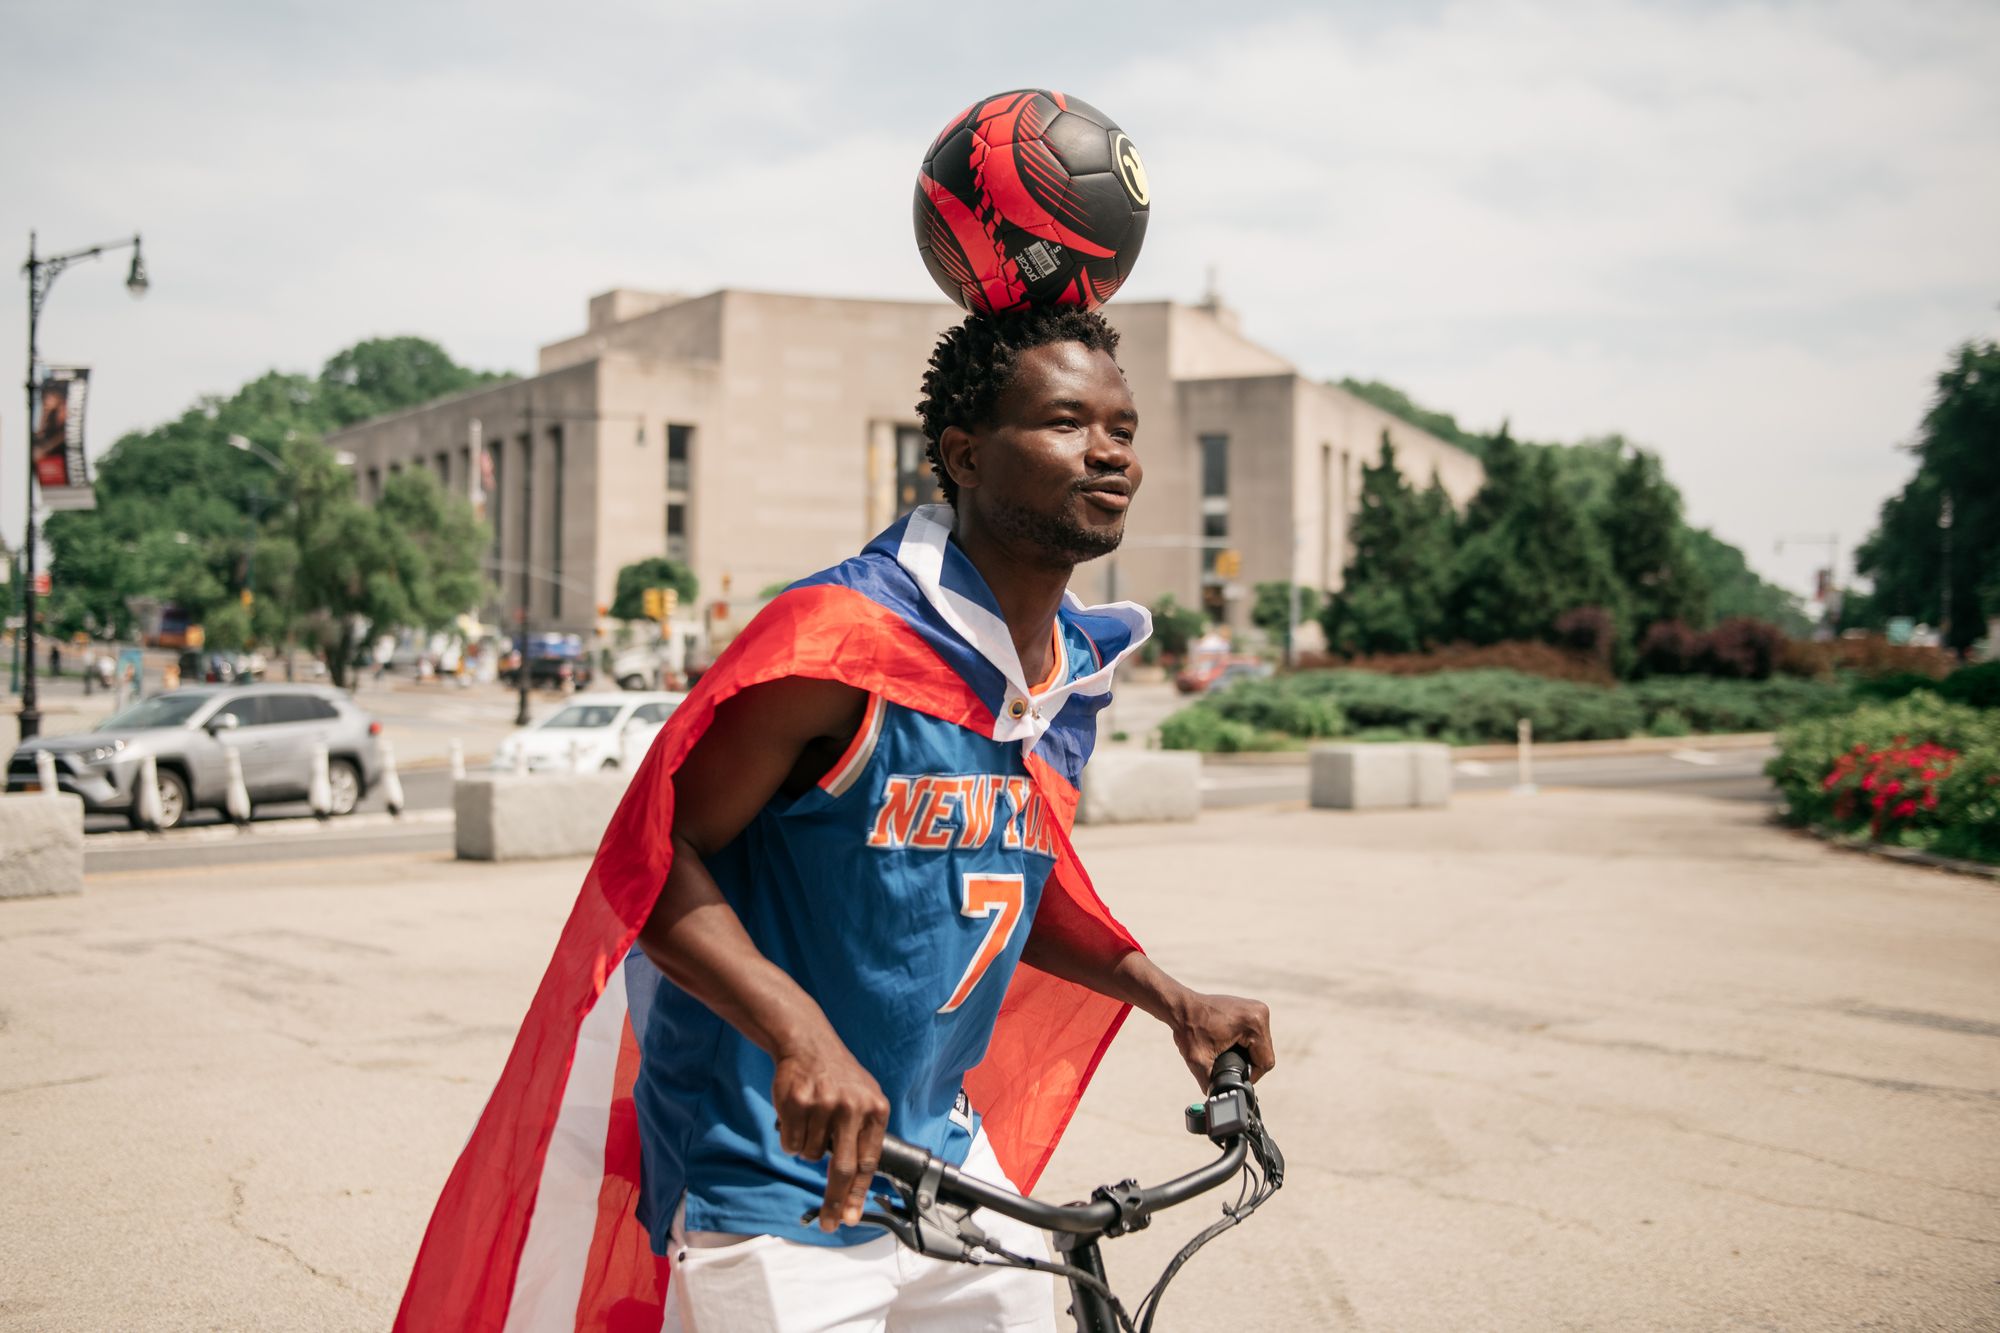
[914,89,1150,315]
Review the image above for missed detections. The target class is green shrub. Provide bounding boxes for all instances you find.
[1940,661,2000,710]
[1849,671,1939,705]
[1625,677,1846,734]
[1158,707,1294,753]
[1646,709,1692,738]
[1204,678,1347,738]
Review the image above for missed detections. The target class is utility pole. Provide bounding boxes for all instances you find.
[1939,493,1954,650]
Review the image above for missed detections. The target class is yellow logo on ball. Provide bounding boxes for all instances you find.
[1112,133,1149,207]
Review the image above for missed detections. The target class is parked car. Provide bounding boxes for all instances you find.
[1174,656,1274,695]
[5,685,385,830]
[490,691,684,774]
[502,633,594,690]
[609,644,674,692]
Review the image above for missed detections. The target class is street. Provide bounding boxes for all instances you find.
[3,785,1994,1330]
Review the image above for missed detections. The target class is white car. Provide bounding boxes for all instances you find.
[491,692,684,774]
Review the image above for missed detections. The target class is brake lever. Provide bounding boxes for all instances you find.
[800,1186,993,1264]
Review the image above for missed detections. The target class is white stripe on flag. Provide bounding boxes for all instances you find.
[502,966,631,1333]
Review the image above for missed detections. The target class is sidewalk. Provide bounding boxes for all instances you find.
[3,790,1996,1329]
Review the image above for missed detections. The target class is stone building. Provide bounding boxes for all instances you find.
[327,287,1482,639]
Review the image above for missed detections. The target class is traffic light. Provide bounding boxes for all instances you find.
[661,587,679,618]
[641,587,664,621]
[240,588,255,609]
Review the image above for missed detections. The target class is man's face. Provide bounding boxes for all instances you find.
[946,340,1142,568]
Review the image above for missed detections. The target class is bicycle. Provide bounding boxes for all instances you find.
[811,1048,1284,1332]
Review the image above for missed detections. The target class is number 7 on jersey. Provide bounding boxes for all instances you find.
[937,873,1026,1014]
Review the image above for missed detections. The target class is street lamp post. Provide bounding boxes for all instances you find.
[17,230,148,740]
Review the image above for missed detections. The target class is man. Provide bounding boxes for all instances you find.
[393,307,1275,1333]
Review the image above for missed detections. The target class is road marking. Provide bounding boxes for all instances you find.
[85,807,453,848]
[1454,761,1493,777]
[1670,749,1722,766]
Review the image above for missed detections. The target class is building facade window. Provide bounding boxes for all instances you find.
[435,451,450,489]
[1199,433,1230,622]
[666,502,688,562]
[365,467,381,503]
[667,423,693,493]
[460,445,473,500]
[895,425,944,516]
[549,425,564,620]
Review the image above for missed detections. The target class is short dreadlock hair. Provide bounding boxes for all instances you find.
[916,306,1122,507]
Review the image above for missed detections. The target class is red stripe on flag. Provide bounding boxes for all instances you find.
[571,1021,669,1332]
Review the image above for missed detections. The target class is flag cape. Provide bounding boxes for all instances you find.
[396,508,1152,1332]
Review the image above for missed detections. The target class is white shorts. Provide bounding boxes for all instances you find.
[661,1130,1060,1332]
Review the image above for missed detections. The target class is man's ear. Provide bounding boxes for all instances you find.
[939,425,979,495]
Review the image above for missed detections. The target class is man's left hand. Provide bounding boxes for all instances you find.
[1168,991,1276,1090]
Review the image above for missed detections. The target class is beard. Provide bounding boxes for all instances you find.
[985,489,1126,570]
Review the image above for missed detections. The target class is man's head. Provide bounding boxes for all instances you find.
[916,307,1141,569]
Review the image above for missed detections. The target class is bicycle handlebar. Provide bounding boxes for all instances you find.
[872,1047,1258,1238]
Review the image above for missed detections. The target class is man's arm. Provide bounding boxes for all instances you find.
[633,675,886,1234]
[1023,874,1276,1089]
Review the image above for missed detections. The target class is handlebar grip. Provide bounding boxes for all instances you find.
[875,1135,932,1186]
[1209,1045,1252,1092]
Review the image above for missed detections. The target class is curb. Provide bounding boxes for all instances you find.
[1799,823,2000,882]
[1198,732,1776,767]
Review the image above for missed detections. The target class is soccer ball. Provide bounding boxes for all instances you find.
[914,89,1150,315]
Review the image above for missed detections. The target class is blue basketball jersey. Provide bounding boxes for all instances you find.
[631,618,1104,1250]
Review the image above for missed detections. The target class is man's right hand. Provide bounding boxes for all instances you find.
[772,1036,890,1232]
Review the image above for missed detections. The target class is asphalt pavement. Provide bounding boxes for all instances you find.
[9,788,1996,1330]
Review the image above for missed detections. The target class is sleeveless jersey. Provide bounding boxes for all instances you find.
[631,617,1105,1250]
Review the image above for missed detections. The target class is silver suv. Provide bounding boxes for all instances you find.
[6,685,385,830]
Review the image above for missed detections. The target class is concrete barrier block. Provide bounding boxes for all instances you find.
[1079,750,1200,825]
[0,793,85,899]
[1309,744,1452,811]
[454,773,632,861]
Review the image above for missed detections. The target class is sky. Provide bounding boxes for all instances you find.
[2,0,1996,596]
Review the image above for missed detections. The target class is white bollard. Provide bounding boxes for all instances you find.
[134,753,165,831]
[35,750,59,796]
[448,738,466,781]
[380,738,406,817]
[619,727,644,772]
[513,743,530,778]
[223,746,252,825]
[308,742,334,818]
[568,739,587,774]
[1513,717,1538,796]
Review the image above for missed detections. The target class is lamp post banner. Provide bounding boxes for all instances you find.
[32,366,96,511]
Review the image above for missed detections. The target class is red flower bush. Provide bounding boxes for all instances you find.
[1820,740,1958,839]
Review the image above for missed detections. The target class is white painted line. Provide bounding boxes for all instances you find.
[84,807,453,848]
[1670,749,1722,766]
[1455,761,1493,777]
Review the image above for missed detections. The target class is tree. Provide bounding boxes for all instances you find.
[1603,446,1709,638]
[290,459,489,687]
[319,336,511,428]
[1335,379,1486,457]
[42,338,507,649]
[609,558,701,622]
[1450,428,1624,645]
[1320,435,1456,653]
[1856,340,2000,652]
[1683,529,1812,635]
[1147,593,1205,661]
[1251,581,1322,651]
